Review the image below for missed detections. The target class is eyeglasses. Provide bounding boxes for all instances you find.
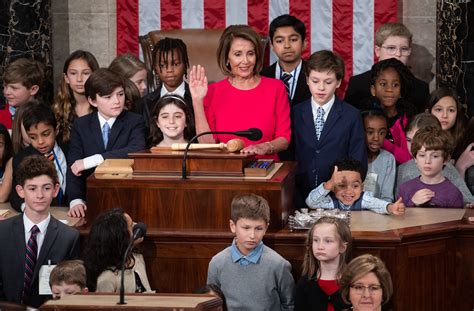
[350,284,382,295]
[381,45,412,56]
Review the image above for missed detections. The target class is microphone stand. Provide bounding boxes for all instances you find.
[182,131,248,179]
[117,240,134,305]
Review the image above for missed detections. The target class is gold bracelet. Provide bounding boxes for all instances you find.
[265,141,274,154]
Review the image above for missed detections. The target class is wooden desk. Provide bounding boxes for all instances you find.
[84,168,474,311]
[87,162,295,230]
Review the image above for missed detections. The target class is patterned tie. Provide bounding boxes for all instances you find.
[23,225,40,297]
[315,107,325,140]
[102,122,110,148]
[281,72,292,100]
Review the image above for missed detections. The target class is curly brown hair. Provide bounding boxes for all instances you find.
[16,155,58,186]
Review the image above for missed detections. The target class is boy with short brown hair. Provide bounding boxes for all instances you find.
[49,260,88,299]
[293,50,367,209]
[1,58,44,128]
[207,194,294,310]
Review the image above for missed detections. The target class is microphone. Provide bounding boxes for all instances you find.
[132,222,147,240]
[118,221,147,305]
[234,128,263,141]
[182,128,262,179]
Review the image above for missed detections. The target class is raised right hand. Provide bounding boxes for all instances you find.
[189,65,208,100]
[324,165,345,191]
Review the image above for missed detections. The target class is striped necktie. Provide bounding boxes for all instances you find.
[281,72,292,100]
[23,225,40,298]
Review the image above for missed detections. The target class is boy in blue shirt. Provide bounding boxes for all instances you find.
[207,194,294,310]
[10,101,67,211]
[293,50,367,209]
[306,158,406,215]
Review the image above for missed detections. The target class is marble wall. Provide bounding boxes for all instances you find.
[0,0,54,104]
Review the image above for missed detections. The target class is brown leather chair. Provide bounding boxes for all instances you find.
[139,29,269,91]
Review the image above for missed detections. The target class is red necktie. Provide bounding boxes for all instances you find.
[23,225,40,298]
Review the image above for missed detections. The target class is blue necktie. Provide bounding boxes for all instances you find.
[102,122,110,148]
[315,107,325,140]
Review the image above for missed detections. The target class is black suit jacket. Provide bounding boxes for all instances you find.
[260,61,311,107]
[133,82,194,128]
[344,69,429,113]
[0,215,80,308]
[10,145,68,212]
[261,61,312,160]
[66,110,146,203]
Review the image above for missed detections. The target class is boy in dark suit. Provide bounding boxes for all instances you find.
[261,14,311,107]
[67,68,146,218]
[10,101,68,212]
[261,14,312,160]
[345,22,429,112]
[293,50,367,209]
[0,155,80,308]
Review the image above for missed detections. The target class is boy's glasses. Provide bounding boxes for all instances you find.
[381,45,412,56]
[350,284,382,295]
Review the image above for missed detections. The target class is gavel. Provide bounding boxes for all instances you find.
[171,138,245,152]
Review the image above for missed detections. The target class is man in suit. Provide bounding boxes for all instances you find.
[261,14,312,160]
[293,51,367,209]
[0,155,80,308]
[67,69,146,218]
[345,22,429,112]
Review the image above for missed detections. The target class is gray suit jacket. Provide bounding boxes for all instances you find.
[0,215,80,308]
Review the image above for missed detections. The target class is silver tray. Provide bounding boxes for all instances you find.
[288,208,351,231]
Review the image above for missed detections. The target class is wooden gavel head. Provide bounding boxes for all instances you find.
[226,139,245,152]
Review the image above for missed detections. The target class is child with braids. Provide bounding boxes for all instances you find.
[134,37,194,130]
[363,58,416,164]
[52,50,100,146]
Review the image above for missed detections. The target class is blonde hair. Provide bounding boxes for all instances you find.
[301,217,351,280]
[340,254,393,305]
[375,22,412,46]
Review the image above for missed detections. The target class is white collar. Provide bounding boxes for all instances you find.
[23,212,51,233]
[98,112,117,129]
[311,95,335,117]
[275,60,302,78]
[160,81,186,97]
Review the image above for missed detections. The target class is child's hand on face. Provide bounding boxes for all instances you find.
[71,160,85,176]
[324,166,346,191]
[388,197,406,215]
[189,65,208,100]
[411,188,435,206]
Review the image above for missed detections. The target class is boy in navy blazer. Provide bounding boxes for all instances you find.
[67,68,146,218]
[0,155,79,308]
[293,50,367,209]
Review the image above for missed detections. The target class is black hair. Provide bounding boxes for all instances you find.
[332,158,365,181]
[152,37,190,79]
[0,123,13,170]
[368,58,417,128]
[361,109,388,123]
[269,14,306,42]
[82,208,133,292]
[148,94,195,146]
[22,100,57,132]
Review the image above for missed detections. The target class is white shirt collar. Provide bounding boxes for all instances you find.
[160,81,186,98]
[98,113,117,129]
[311,95,335,122]
[275,60,302,78]
[23,212,51,235]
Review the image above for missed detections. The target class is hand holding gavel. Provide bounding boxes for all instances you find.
[171,138,245,152]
